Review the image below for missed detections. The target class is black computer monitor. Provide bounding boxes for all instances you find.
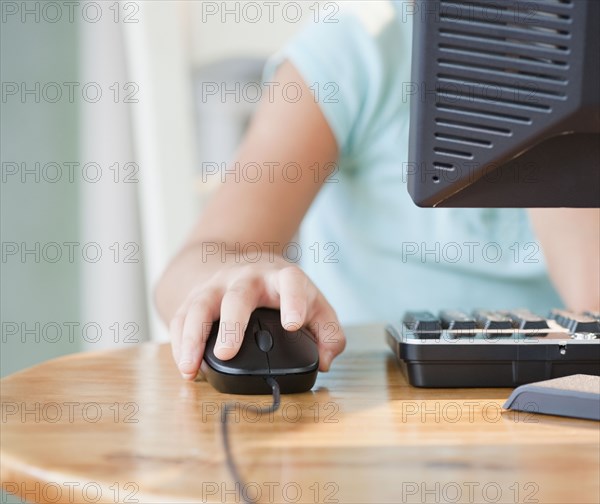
[407,0,600,207]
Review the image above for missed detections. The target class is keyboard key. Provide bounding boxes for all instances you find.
[403,311,442,337]
[439,310,477,330]
[550,309,600,333]
[584,311,600,321]
[549,309,569,328]
[472,309,513,330]
[503,308,549,330]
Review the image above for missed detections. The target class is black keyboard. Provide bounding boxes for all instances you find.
[387,309,600,387]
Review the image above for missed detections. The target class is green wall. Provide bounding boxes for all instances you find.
[1,7,81,378]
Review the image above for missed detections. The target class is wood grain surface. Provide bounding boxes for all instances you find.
[1,325,599,504]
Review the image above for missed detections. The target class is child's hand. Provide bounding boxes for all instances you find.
[169,256,345,380]
[156,61,344,381]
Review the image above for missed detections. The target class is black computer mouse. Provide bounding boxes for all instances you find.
[202,308,319,394]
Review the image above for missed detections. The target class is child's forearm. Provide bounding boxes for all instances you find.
[528,208,600,312]
[154,241,222,324]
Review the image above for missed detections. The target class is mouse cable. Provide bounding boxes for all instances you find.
[221,377,281,504]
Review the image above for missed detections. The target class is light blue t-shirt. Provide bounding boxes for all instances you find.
[264,2,562,324]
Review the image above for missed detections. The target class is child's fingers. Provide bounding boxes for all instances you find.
[169,262,345,378]
[270,265,345,371]
[169,309,186,365]
[177,291,221,380]
[276,266,309,330]
[306,296,346,372]
[215,277,261,360]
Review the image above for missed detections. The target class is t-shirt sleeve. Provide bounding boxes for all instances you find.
[262,10,386,158]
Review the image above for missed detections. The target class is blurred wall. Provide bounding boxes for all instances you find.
[1,4,81,377]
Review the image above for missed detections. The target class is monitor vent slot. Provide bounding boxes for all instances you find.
[436,104,532,124]
[437,90,552,113]
[438,44,568,69]
[434,147,474,159]
[434,133,493,148]
[433,162,456,171]
[434,118,512,137]
[439,29,569,54]
[437,75,567,100]
[437,59,568,84]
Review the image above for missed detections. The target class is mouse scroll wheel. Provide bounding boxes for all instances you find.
[255,329,274,352]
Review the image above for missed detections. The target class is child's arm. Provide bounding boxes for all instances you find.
[155,61,346,379]
[528,208,600,312]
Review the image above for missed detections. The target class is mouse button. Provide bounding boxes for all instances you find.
[255,329,274,352]
[230,336,271,372]
[249,318,260,334]
[254,308,283,328]
[203,324,270,375]
[268,329,319,373]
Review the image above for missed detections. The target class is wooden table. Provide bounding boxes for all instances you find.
[1,326,599,504]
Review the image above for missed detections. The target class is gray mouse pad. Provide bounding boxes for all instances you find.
[503,374,600,421]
